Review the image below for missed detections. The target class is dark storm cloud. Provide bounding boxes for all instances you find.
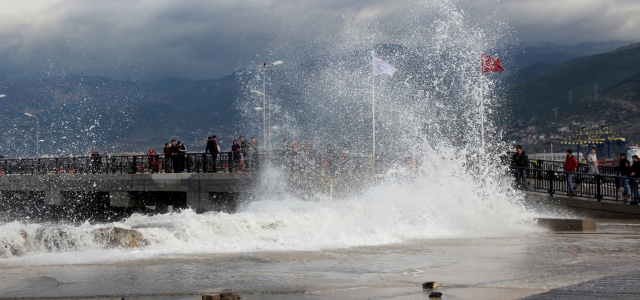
[478,0,640,44]
[0,0,638,81]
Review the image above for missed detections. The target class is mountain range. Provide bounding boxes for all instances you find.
[502,42,640,153]
[0,40,636,158]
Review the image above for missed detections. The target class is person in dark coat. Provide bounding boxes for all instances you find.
[163,143,171,173]
[175,141,186,172]
[178,141,188,172]
[91,149,101,174]
[512,145,528,188]
[208,135,219,172]
[619,153,631,200]
[629,155,640,204]
[170,140,179,173]
[231,140,241,171]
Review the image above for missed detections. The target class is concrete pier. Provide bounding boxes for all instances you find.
[525,191,640,219]
[0,172,259,212]
[535,218,596,231]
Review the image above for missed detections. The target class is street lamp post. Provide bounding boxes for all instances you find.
[24,113,39,158]
[253,106,264,148]
[261,61,282,151]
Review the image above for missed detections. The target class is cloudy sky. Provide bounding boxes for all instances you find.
[0,0,638,81]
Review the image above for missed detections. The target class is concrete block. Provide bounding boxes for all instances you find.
[422,281,439,290]
[202,292,241,300]
[535,218,596,231]
[109,191,132,207]
[45,190,61,205]
[187,192,208,210]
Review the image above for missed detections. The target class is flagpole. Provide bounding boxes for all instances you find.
[372,50,376,165]
[480,55,485,151]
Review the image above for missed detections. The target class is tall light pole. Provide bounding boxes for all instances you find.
[24,113,39,158]
[261,60,282,151]
[252,91,265,151]
[253,105,264,150]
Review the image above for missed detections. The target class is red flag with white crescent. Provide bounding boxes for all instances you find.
[481,54,504,73]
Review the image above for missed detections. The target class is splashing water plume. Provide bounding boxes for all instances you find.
[0,0,538,266]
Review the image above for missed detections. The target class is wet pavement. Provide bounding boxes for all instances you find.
[1,220,640,299]
[522,270,640,299]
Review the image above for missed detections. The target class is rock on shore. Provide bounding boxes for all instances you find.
[93,227,149,248]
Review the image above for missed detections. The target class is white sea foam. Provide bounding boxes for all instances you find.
[0,142,540,267]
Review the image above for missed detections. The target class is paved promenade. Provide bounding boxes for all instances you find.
[523,271,640,299]
[525,191,640,218]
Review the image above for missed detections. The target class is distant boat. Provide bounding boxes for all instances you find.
[530,152,584,162]
[628,146,640,163]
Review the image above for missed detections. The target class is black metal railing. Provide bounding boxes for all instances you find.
[0,152,264,175]
[0,149,375,176]
[510,158,635,202]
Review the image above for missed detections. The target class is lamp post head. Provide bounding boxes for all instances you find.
[24,112,34,117]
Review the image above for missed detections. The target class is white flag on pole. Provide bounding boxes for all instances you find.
[373,56,397,77]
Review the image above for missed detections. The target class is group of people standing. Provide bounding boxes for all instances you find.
[206,135,260,172]
[153,136,259,173]
[564,147,640,203]
[161,140,188,173]
[513,145,640,204]
[615,152,640,204]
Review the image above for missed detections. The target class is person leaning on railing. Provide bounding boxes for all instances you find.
[619,153,631,201]
[564,149,578,196]
[178,141,187,172]
[148,148,158,173]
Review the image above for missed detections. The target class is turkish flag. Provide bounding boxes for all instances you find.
[481,54,504,73]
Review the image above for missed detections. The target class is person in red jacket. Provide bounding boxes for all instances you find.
[564,149,579,195]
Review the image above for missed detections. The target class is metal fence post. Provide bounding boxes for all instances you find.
[596,174,603,201]
[131,156,137,174]
[615,176,620,201]
[547,170,554,196]
[202,151,207,173]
